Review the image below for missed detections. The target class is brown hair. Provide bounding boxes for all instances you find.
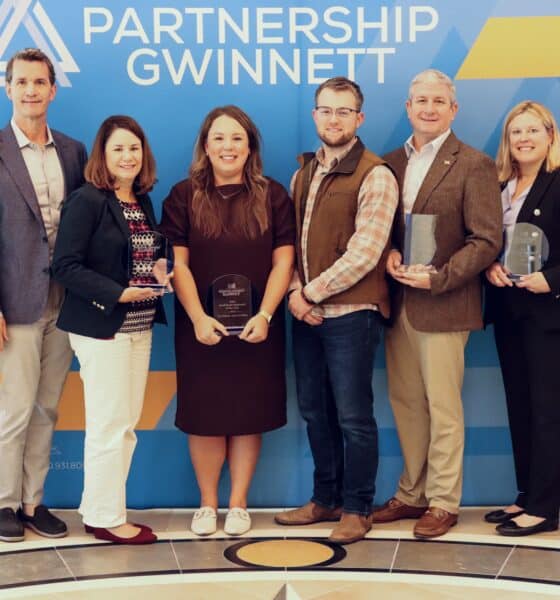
[6,48,56,85]
[190,105,268,239]
[85,115,156,194]
[314,76,364,111]
[496,101,560,183]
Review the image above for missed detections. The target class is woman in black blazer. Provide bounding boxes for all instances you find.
[485,101,560,536]
[52,116,166,544]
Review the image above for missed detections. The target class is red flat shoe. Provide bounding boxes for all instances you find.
[84,523,153,534]
[86,525,157,544]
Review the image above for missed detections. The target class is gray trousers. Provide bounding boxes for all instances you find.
[0,283,72,510]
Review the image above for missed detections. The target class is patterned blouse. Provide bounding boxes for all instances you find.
[118,199,158,334]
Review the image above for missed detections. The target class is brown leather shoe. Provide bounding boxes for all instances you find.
[370,497,428,523]
[274,502,342,526]
[413,507,458,539]
[328,512,371,544]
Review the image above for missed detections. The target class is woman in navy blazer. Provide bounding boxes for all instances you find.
[52,116,166,544]
[484,101,560,536]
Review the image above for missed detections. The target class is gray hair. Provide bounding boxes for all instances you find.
[408,69,456,104]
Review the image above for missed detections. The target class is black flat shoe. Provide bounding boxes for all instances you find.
[496,517,559,537]
[484,508,525,524]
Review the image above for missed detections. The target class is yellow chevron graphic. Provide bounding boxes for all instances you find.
[56,371,177,430]
[457,16,560,79]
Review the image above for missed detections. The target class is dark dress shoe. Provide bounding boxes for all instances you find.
[496,517,559,537]
[89,525,157,544]
[0,507,24,542]
[484,508,525,524]
[18,505,67,538]
[84,523,153,534]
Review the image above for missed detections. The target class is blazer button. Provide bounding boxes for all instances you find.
[534,208,541,216]
[42,268,49,274]
[42,236,48,243]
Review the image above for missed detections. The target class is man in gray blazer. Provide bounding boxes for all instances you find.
[0,48,87,542]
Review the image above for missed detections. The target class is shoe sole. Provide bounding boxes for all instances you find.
[0,534,25,542]
[413,521,458,539]
[371,514,426,524]
[497,523,559,537]
[22,522,68,539]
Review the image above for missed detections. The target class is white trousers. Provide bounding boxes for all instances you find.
[0,284,72,510]
[69,330,152,528]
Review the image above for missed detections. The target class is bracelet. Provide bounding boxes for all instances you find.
[257,309,272,324]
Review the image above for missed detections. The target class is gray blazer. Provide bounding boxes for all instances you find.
[0,123,87,324]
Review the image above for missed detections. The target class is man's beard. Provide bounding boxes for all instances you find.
[318,131,355,148]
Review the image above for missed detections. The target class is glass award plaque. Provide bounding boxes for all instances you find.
[402,213,437,272]
[502,222,549,281]
[128,230,174,293]
[208,274,253,334]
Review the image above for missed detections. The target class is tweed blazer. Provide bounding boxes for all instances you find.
[0,123,87,324]
[485,168,560,330]
[385,132,502,332]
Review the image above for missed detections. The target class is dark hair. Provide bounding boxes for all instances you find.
[190,105,268,239]
[85,115,156,194]
[314,76,364,111]
[6,48,56,85]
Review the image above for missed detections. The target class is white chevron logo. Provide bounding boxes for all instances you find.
[0,0,79,87]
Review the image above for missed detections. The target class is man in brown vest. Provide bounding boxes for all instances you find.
[371,69,502,538]
[274,77,398,544]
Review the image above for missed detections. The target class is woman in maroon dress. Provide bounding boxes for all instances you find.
[160,106,295,536]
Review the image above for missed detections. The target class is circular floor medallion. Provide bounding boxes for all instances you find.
[225,539,346,568]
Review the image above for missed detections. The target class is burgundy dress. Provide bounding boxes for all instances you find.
[160,178,295,435]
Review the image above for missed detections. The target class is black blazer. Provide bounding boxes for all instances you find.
[52,182,166,338]
[485,168,560,330]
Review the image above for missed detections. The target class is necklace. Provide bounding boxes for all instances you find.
[215,186,244,200]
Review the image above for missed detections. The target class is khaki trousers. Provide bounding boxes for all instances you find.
[0,283,72,510]
[385,308,469,514]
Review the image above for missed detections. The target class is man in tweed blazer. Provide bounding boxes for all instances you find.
[371,70,502,538]
[0,49,86,541]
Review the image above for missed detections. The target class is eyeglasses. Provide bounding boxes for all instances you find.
[315,106,360,119]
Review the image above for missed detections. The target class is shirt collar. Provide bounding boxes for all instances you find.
[11,118,55,149]
[316,136,358,169]
[404,129,451,159]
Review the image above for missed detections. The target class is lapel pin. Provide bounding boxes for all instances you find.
[444,160,451,165]
[534,208,541,216]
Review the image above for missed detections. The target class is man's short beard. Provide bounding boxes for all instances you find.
[318,132,355,148]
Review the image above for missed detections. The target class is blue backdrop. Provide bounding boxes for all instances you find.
[1,0,559,508]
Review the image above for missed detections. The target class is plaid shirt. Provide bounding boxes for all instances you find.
[291,137,398,318]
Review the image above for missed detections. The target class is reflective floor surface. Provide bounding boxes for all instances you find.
[1,508,559,599]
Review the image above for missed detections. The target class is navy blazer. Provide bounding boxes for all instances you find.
[0,123,87,323]
[485,168,560,330]
[52,182,166,338]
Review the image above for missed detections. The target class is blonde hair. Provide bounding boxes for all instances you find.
[496,101,560,183]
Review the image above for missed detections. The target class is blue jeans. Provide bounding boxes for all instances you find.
[292,310,382,515]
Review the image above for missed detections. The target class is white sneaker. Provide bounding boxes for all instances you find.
[224,507,251,535]
[191,506,217,536]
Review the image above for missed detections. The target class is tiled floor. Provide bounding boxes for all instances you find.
[0,508,559,599]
